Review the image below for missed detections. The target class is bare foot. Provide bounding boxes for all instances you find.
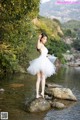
[41,92,44,98]
[36,95,41,99]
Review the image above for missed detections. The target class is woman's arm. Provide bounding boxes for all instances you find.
[37,34,42,49]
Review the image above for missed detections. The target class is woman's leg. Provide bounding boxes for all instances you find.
[36,72,41,98]
[40,72,46,98]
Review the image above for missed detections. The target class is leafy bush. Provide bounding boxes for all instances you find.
[0,42,18,73]
[72,38,80,51]
[0,0,40,74]
[47,39,70,63]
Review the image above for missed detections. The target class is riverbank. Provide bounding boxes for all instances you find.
[0,67,80,120]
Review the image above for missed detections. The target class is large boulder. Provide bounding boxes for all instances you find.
[45,87,77,101]
[25,98,51,112]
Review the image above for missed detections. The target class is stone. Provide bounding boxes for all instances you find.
[10,83,24,88]
[0,88,5,92]
[51,102,65,109]
[25,98,51,112]
[46,83,62,88]
[45,95,53,100]
[45,87,77,101]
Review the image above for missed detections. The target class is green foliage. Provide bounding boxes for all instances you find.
[63,20,80,51]
[47,39,70,63]
[0,43,19,73]
[0,0,40,74]
[63,29,76,37]
[0,0,40,20]
[62,20,80,38]
[62,20,80,30]
[0,18,39,73]
[64,29,72,36]
[72,38,80,51]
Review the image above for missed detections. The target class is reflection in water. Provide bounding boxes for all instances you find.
[44,102,80,120]
[45,66,80,120]
[0,66,80,120]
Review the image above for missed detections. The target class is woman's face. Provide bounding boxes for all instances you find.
[41,36,47,44]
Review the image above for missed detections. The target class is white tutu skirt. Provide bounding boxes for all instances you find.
[27,55,56,79]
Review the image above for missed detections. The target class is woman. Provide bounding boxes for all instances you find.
[27,33,56,98]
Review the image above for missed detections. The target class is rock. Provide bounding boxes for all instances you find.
[45,88,77,101]
[46,83,62,88]
[0,88,5,92]
[0,98,3,100]
[51,102,65,109]
[25,98,51,112]
[68,62,80,67]
[53,99,77,108]
[45,95,53,100]
[10,83,24,88]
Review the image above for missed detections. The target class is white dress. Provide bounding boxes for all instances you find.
[27,45,56,79]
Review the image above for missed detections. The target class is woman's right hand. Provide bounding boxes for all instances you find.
[39,34,42,39]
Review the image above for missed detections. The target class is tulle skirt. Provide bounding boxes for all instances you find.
[27,55,56,79]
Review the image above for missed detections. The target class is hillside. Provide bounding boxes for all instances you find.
[62,20,80,52]
[40,0,80,22]
[32,16,63,39]
[62,20,80,30]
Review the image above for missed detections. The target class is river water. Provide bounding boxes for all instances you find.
[0,66,80,120]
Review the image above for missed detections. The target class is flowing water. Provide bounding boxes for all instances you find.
[0,66,80,120]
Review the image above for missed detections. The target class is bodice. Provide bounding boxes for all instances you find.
[40,46,48,57]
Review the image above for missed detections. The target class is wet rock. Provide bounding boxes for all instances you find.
[46,83,62,88]
[51,102,66,109]
[45,88,77,101]
[25,83,77,113]
[10,83,24,88]
[0,88,5,92]
[0,98,3,100]
[45,95,53,100]
[25,98,51,112]
[53,99,77,108]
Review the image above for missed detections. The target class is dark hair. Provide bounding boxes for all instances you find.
[36,33,48,52]
[36,47,41,53]
[40,33,48,42]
